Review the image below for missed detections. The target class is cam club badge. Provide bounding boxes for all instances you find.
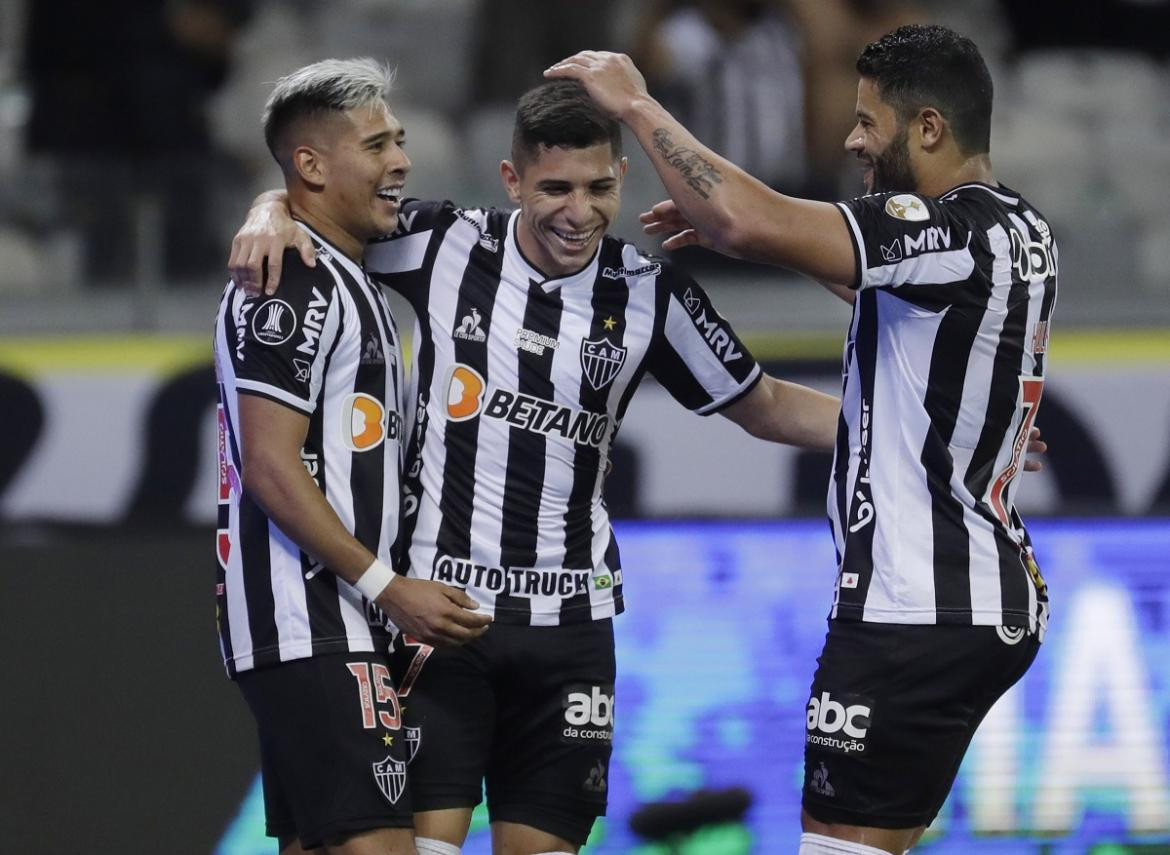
[372,754,407,804]
[580,337,627,391]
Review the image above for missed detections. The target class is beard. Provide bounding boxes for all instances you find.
[870,126,916,193]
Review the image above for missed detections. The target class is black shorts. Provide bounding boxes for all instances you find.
[801,620,1040,828]
[236,652,414,848]
[402,619,615,846]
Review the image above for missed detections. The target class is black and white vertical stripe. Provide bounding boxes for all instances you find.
[830,184,1057,636]
[214,223,405,677]
[366,201,761,626]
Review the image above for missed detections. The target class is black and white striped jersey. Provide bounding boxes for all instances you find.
[214,222,406,677]
[831,183,1056,636]
[365,200,761,626]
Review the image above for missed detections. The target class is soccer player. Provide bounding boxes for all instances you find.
[548,24,1057,855]
[229,79,842,855]
[214,58,489,855]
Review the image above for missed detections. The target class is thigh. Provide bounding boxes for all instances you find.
[400,632,496,811]
[237,653,414,850]
[486,620,616,847]
[800,620,1040,829]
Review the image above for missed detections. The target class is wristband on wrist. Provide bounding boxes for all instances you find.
[354,558,396,601]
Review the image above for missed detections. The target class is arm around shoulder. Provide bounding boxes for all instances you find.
[720,373,840,451]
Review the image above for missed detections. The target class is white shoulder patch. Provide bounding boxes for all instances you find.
[884,194,930,222]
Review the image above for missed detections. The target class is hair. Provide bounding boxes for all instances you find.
[511,79,622,168]
[262,58,395,168]
[856,24,993,156]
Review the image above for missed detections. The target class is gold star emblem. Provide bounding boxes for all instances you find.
[603,316,617,331]
[382,733,394,746]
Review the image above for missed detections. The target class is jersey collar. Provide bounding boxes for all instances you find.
[506,209,601,292]
[294,220,367,282]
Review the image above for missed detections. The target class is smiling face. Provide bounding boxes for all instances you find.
[501,142,626,278]
[321,100,411,243]
[845,77,917,195]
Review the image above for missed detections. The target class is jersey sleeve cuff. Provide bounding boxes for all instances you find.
[236,380,315,415]
[835,202,865,290]
[697,363,763,416]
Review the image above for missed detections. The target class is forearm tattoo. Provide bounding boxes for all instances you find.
[651,128,723,199]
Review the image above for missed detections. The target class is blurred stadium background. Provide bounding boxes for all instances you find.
[1,0,1168,852]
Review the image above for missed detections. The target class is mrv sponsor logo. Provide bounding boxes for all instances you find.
[690,306,743,364]
[806,691,872,754]
[562,684,614,744]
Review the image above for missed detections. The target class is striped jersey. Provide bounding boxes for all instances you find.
[830,183,1057,636]
[365,200,761,626]
[214,222,406,677]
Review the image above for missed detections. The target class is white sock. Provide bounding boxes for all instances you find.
[799,832,894,855]
[414,838,461,855]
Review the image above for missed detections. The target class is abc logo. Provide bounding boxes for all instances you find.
[806,691,870,739]
[564,686,614,728]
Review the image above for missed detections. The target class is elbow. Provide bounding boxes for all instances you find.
[239,450,286,510]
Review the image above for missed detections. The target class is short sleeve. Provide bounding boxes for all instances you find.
[836,192,977,291]
[648,265,761,415]
[364,198,455,300]
[233,250,341,414]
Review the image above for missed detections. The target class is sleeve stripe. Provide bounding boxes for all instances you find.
[697,363,763,416]
[835,202,865,290]
[364,230,433,274]
[236,380,315,414]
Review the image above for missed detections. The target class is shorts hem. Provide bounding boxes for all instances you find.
[489,801,603,847]
[802,798,934,830]
[413,791,483,813]
[301,814,414,849]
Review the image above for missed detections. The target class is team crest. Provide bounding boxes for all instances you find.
[580,337,627,390]
[405,726,422,764]
[372,754,407,804]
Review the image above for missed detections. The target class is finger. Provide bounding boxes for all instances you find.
[451,609,493,629]
[245,243,267,296]
[297,232,316,267]
[661,229,699,251]
[265,247,282,296]
[1028,426,1042,441]
[642,220,678,236]
[445,586,484,611]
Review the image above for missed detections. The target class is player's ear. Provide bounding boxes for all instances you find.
[500,159,523,204]
[292,145,326,188]
[917,107,946,151]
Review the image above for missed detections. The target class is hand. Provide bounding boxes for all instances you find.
[376,577,492,648]
[639,199,708,252]
[1022,426,1047,473]
[544,50,650,121]
[228,194,315,296]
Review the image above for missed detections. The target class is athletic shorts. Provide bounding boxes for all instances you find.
[236,652,414,848]
[402,619,616,846]
[801,619,1040,828]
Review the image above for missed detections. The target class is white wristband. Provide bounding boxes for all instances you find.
[354,558,396,601]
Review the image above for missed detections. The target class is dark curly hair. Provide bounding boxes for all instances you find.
[857,24,993,156]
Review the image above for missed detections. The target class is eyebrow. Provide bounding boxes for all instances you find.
[535,178,617,190]
[361,127,404,146]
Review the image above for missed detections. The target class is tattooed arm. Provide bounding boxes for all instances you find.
[546,51,857,291]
